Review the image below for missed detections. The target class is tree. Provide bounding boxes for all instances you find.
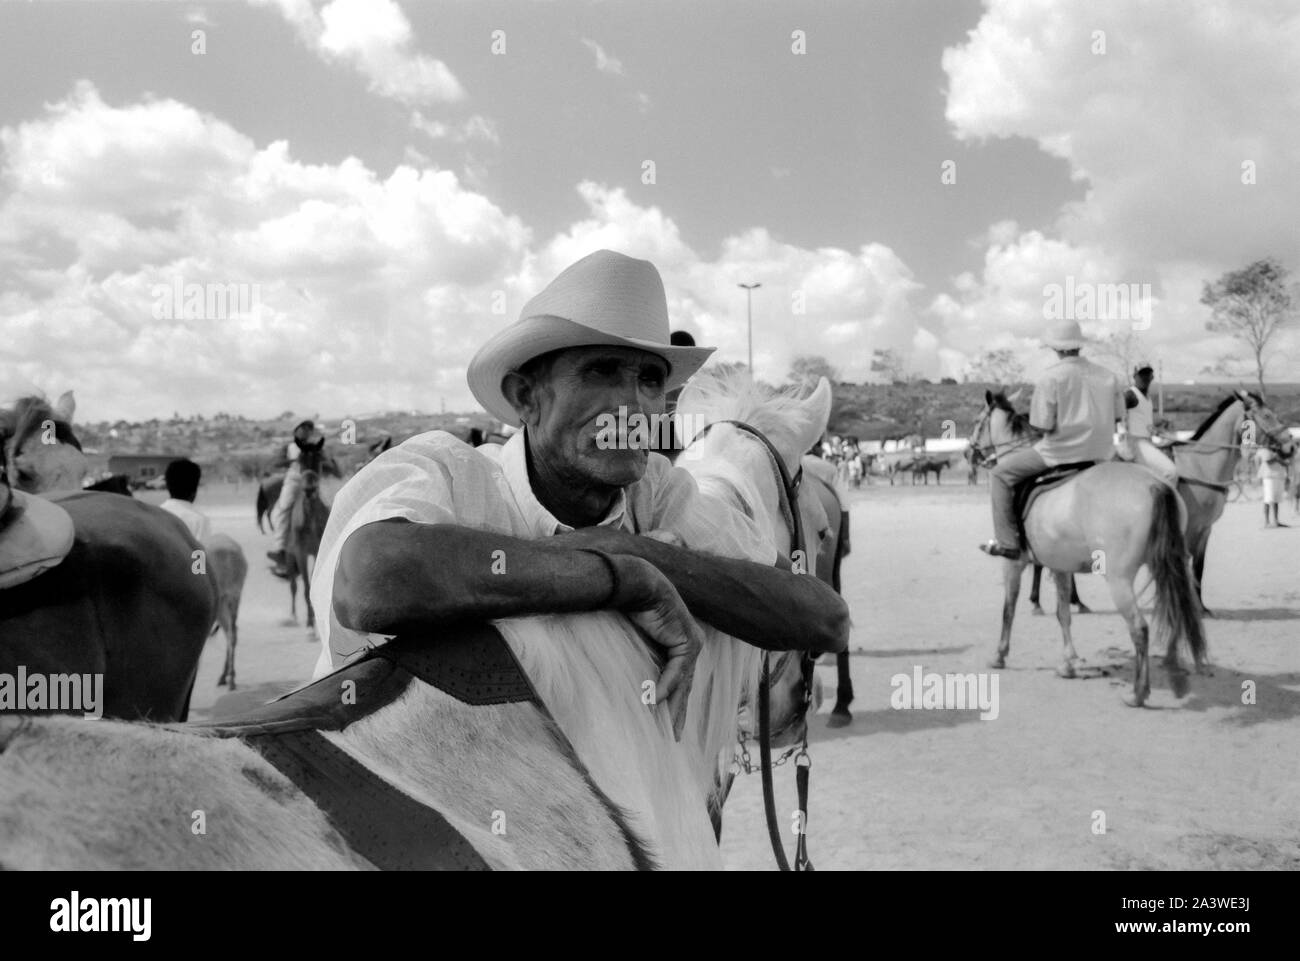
[788,355,839,389]
[963,348,1024,385]
[1091,329,1146,381]
[1201,258,1296,399]
[869,348,906,384]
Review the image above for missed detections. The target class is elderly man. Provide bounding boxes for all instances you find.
[313,250,848,736]
[979,320,1126,560]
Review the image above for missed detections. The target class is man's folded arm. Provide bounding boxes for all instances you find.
[332,518,616,634]
[550,528,849,655]
[621,535,849,654]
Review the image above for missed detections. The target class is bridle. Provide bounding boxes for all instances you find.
[967,404,1033,468]
[689,418,816,872]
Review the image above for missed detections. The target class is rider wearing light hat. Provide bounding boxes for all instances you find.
[979,320,1127,560]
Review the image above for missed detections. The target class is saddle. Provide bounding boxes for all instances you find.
[190,624,541,871]
[0,488,76,590]
[1012,461,1096,549]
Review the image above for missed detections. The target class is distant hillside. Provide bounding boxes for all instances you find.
[827,382,1300,441]
[75,410,499,480]
[62,380,1300,477]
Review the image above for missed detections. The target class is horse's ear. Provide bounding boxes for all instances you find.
[984,389,993,408]
[53,391,75,422]
[796,377,833,449]
[1007,387,1024,404]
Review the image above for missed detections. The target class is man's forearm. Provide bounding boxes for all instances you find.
[333,519,615,634]
[600,535,849,654]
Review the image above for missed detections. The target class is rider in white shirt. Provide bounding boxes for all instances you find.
[1123,362,1177,486]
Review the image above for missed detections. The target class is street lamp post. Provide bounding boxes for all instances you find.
[738,282,761,375]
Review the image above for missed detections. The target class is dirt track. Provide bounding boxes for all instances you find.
[166,477,1300,870]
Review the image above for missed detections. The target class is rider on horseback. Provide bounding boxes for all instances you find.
[267,420,318,578]
[1122,362,1177,486]
[979,320,1126,560]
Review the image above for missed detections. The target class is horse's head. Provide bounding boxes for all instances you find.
[676,370,833,751]
[0,392,89,494]
[1237,390,1295,458]
[971,387,1032,466]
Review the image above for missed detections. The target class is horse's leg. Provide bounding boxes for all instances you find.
[224,598,238,691]
[1069,575,1091,614]
[1190,529,1213,618]
[216,600,231,687]
[828,651,854,727]
[991,558,1025,668]
[1029,564,1045,615]
[1052,570,1080,678]
[303,553,317,637]
[1107,576,1150,707]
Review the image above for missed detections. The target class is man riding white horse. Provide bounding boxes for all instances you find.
[312,249,848,735]
[979,320,1126,560]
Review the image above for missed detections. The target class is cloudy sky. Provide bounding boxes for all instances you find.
[2,0,1297,421]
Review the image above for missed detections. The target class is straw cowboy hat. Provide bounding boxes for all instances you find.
[1043,320,1087,351]
[467,250,715,427]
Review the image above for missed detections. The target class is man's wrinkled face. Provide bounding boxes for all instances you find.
[517,346,669,488]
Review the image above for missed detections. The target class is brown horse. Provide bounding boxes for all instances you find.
[206,533,248,690]
[970,390,1207,707]
[287,469,330,637]
[1170,391,1294,616]
[801,458,854,727]
[0,394,215,721]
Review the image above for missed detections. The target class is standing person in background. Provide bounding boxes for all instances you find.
[159,458,212,544]
[1257,447,1288,528]
[658,330,697,462]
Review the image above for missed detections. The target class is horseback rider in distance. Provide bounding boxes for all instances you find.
[979,320,1127,561]
[267,419,318,578]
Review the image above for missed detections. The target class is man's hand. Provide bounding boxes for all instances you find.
[605,553,703,742]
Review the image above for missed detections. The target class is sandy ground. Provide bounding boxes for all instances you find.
[159,476,1300,870]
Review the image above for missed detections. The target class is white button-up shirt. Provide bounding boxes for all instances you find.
[310,429,776,679]
[1031,356,1126,466]
[158,498,212,544]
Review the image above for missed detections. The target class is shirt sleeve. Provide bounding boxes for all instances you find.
[1029,377,1057,432]
[310,435,469,677]
[1114,377,1128,421]
[648,457,780,567]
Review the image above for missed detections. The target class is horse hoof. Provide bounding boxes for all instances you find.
[1201,608,1215,619]
[1056,664,1076,679]
[1168,671,1190,698]
[1030,606,1045,616]
[826,709,852,729]
[1075,604,1092,615]
[1122,691,1146,708]
[989,656,1006,669]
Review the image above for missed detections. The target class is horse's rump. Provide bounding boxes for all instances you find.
[0,492,214,721]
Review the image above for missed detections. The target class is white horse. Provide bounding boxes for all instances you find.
[0,373,832,870]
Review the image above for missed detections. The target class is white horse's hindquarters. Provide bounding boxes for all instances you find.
[0,717,367,870]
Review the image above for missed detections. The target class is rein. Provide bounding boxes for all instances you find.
[691,418,815,872]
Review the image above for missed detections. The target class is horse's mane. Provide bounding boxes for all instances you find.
[676,366,812,457]
[0,396,81,469]
[1189,394,1246,441]
[990,392,1035,438]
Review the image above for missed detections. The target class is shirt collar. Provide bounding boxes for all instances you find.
[500,430,629,536]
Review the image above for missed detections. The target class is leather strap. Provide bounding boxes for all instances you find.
[1178,475,1230,495]
[244,729,491,870]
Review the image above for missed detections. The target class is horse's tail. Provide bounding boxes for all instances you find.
[255,484,270,533]
[1147,482,1207,671]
